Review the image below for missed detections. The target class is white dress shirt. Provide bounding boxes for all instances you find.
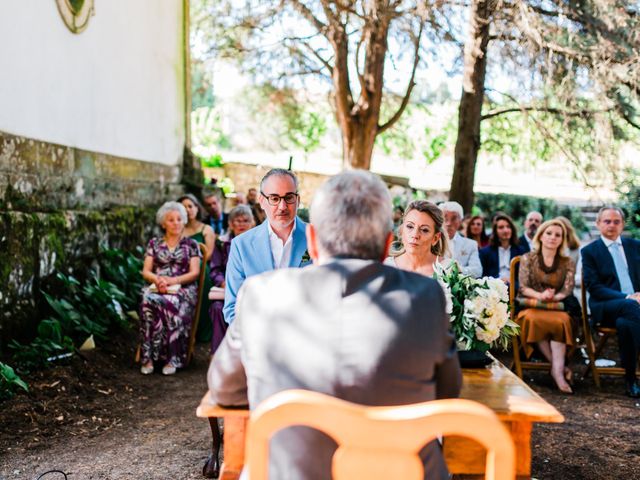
[498,246,511,280]
[601,235,628,267]
[267,219,296,269]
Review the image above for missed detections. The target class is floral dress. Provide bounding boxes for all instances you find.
[139,237,201,368]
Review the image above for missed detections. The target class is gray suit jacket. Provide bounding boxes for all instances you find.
[208,258,462,480]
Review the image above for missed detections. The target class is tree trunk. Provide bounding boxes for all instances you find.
[450,0,492,214]
[331,11,389,171]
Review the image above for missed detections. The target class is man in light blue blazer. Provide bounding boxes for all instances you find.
[223,168,309,324]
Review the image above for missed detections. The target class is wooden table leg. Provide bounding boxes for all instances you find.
[219,416,249,480]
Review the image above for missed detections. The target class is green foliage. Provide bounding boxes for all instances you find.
[191,58,215,110]
[0,362,29,400]
[6,248,143,381]
[474,192,587,234]
[200,153,225,168]
[191,106,232,152]
[244,84,328,154]
[617,168,640,237]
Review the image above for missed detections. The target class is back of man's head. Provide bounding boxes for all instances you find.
[310,170,392,260]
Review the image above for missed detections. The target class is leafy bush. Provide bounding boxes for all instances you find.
[7,248,143,379]
[617,168,640,237]
[474,193,587,234]
[0,362,29,400]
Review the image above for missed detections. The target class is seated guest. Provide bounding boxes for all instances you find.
[439,201,482,278]
[208,170,462,480]
[384,200,450,277]
[246,187,266,225]
[208,205,255,354]
[202,187,228,236]
[179,194,215,343]
[479,213,524,281]
[139,202,201,376]
[466,215,490,248]
[556,216,581,265]
[223,168,308,324]
[202,204,255,479]
[582,206,640,398]
[518,211,543,253]
[517,219,580,394]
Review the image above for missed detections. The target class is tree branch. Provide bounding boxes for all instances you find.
[378,21,424,133]
[481,105,614,121]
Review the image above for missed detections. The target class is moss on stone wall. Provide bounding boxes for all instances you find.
[0,207,157,353]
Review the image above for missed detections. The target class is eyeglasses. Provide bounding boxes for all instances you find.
[261,191,299,206]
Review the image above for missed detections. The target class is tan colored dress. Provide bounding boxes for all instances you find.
[516,253,576,357]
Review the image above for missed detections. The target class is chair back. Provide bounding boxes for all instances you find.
[509,256,521,322]
[246,389,516,480]
[187,242,208,365]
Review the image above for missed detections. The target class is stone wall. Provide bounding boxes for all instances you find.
[0,131,186,352]
[1,131,183,211]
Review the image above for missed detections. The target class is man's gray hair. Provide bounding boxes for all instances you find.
[526,211,543,221]
[597,206,625,222]
[310,170,392,260]
[260,168,299,191]
[438,201,464,219]
[156,201,187,227]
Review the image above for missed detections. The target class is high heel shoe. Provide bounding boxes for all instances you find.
[202,452,220,479]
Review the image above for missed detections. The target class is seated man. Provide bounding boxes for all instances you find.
[518,211,543,253]
[582,206,640,397]
[208,170,462,479]
[439,201,482,278]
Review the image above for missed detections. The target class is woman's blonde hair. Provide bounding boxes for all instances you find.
[400,200,450,257]
[531,219,568,255]
[555,216,580,250]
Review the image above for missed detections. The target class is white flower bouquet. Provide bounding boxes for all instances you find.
[434,262,519,351]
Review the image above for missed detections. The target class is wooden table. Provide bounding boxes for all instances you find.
[197,358,564,479]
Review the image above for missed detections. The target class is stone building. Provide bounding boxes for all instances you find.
[0,1,198,347]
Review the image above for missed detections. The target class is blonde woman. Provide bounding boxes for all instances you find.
[384,200,450,277]
[517,219,580,393]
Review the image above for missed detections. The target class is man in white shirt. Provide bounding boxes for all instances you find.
[439,201,482,278]
[223,169,309,324]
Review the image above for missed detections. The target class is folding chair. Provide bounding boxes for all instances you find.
[579,278,640,387]
[246,389,516,480]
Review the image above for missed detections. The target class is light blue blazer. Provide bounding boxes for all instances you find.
[223,218,309,323]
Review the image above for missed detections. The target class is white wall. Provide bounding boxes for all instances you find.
[0,0,185,166]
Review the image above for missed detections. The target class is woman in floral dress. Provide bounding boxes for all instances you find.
[139,201,201,375]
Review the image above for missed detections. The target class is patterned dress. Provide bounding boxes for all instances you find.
[208,238,231,354]
[139,237,201,368]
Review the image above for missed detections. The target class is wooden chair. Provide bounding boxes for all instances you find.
[579,278,640,387]
[246,389,516,480]
[187,242,209,364]
[135,242,208,366]
[510,256,551,378]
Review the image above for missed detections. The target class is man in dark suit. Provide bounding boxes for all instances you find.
[582,206,640,397]
[518,211,542,253]
[202,187,228,236]
[208,170,462,479]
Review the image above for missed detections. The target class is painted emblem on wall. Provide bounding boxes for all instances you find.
[56,0,95,34]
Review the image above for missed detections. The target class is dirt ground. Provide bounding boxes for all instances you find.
[1,335,639,480]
